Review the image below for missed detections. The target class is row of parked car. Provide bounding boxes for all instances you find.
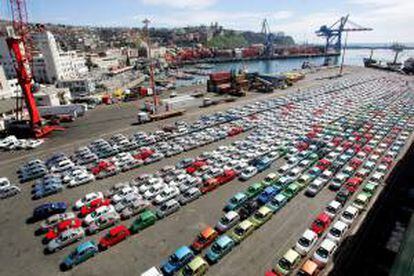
[0,135,44,151]
[0,177,21,199]
[137,75,414,275]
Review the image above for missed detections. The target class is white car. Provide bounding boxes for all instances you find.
[74,192,104,210]
[50,160,75,173]
[340,205,359,225]
[295,229,318,256]
[112,186,139,204]
[139,178,163,194]
[239,166,258,181]
[154,186,180,205]
[68,172,95,187]
[327,220,349,243]
[0,177,11,190]
[143,183,166,200]
[47,228,85,252]
[312,238,338,267]
[39,212,76,232]
[324,200,342,219]
[83,205,116,225]
[26,139,44,149]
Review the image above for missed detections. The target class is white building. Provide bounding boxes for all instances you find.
[0,37,17,79]
[0,65,20,99]
[31,31,88,83]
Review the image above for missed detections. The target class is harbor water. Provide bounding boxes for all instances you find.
[176,49,414,87]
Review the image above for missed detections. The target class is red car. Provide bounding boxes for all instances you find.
[99,225,130,250]
[342,141,353,149]
[332,137,343,146]
[228,127,243,137]
[191,226,218,252]
[316,159,331,170]
[90,160,115,175]
[44,218,82,243]
[381,156,393,165]
[350,158,363,169]
[216,169,237,185]
[133,148,154,161]
[344,177,363,193]
[186,161,207,174]
[362,145,373,153]
[311,213,331,236]
[200,179,220,194]
[79,198,111,217]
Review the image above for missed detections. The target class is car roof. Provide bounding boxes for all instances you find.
[174,246,192,259]
[77,241,95,252]
[188,256,206,271]
[258,206,271,215]
[109,225,126,236]
[320,238,337,250]
[329,200,342,208]
[234,192,246,200]
[301,260,319,274]
[316,213,331,222]
[225,211,239,220]
[332,220,348,230]
[345,205,359,214]
[216,235,233,247]
[201,227,216,239]
[239,220,253,230]
[303,229,317,239]
[284,249,300,263]
[274,193,287,201]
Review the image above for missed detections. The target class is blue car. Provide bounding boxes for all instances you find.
[257,186,280,205]
[32,183,63,199]
[161,246,195,275]
[205,235,235,263]
[32,202,67,221]
[61,241,98,270]
[253,157,272,172]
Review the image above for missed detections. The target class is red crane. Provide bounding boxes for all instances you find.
[6,0,63,137]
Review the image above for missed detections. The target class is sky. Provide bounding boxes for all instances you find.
[1,0,413,44]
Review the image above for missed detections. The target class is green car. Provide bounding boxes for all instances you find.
[362,182,378,197]
[129,210,156,234]
[282,183,300,200]
[177,256,209,276]
[245,183,264,199]
[308,153,319,161]
[261,173,279,187]
[248,206,273,228]
[228,220,255,244]
[277,147,288,157]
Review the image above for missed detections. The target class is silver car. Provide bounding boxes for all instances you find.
[46,228,85,253]
[156,199,180,218]
[178,187,201,205]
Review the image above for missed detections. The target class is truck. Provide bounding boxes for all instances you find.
[137,109,186,124]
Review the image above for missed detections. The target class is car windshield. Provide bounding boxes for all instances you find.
[220,216,230,224]
[254,212,264,219]
[169,254,180,263]
[316,247,329,258]
[343,211,354,220]
[182,265,194,276]
[197,234,208,243]
[314,220,324,228]
[326,206,336,213]
[278,258,291,270]
[298,237,310,247]
[330,228,341,237]
[211,243,222,253]
[234,227,245,236]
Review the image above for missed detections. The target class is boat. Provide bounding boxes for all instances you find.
[194,63,214,70]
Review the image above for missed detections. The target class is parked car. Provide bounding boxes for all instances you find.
[215,211,240,233]
[295,229,318,256]
[204,234,235,264]
[156,199,180,218]
[129,210,157,234]
[161,246,195,275]
[98,225,130,250]
[191,226,219,252]
[60,241,99,270]
[32,202,67,222]
[46,228,85,253]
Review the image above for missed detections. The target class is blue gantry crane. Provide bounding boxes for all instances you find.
[316,15,373,54]
[261,19,274,57]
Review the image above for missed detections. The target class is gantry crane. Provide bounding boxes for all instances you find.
[5,0,63,137]
[316,15,372,54]
[261,19,274,57]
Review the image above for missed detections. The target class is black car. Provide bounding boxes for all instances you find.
[335,187,351,204]
[238,200,259,220]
